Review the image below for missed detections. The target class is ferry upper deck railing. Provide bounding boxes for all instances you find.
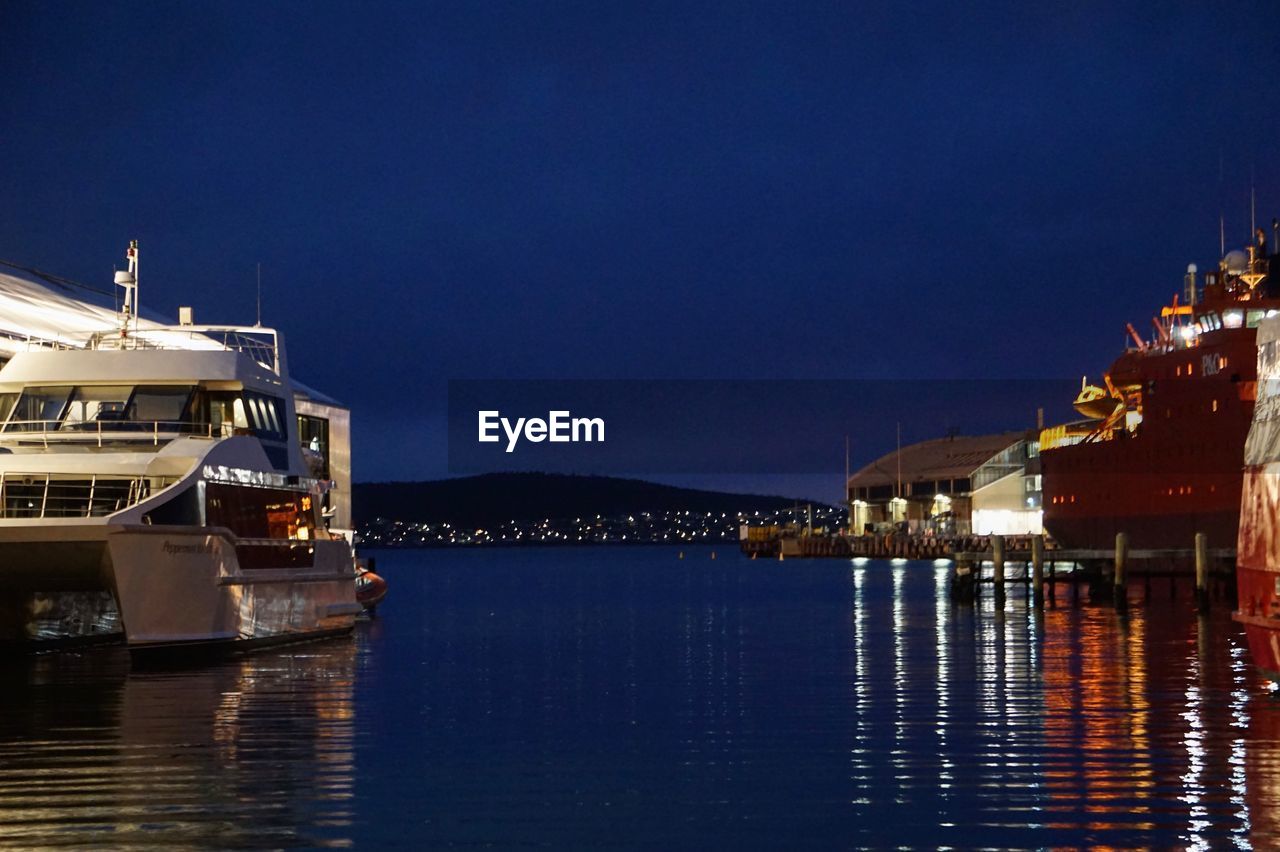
[0,419,235,448]
[20,325,281,374]
[0,472,168,519]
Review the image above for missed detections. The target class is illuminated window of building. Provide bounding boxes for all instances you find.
[889,497,907,523]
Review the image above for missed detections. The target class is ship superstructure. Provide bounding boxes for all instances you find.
[1040,224,1280,550]
[0,244,359,648]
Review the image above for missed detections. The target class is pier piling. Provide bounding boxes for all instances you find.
[1194,532,1209,613]
[1114,532,1128,612]
[992,535,1006,608]
[1031,535,1044,609]
[951,557,976,603]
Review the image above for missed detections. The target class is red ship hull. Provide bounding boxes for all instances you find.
[1042,330,1257,551]
[1235,310,1280,680]
[1041,238,1280,681]
[1235,464,1280,680]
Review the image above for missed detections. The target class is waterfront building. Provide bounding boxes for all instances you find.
[847,431,1042,536]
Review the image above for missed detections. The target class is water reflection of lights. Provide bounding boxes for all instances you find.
[934,564,953,792]
[1228,642,1251,845]
[0,642,358,848]
[850,563,871,806]
[1180,616,1212,849]
[892,563,906,788]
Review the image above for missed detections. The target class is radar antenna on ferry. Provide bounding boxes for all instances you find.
[113,239,139,338]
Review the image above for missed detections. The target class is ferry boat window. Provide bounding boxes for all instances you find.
[298,415,330,478]
[206,483,316,540]
[242,392,287,441]
[127,386,194,427]
[1248,310,1264,328]
[60,386,132,430]
[0,393,14,425]
[205,391,251,436]
[4,386,72,432]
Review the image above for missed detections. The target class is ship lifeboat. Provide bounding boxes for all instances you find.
[354,565,388,614]
[1072,376,1122,420]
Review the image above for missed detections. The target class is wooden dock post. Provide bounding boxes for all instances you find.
[1194,532,1209,613]
[1113,532,1128,612]
[992,535,1006,607]
[951,556,976,603]
[1031,535,1045,608]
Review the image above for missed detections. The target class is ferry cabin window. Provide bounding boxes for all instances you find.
[205,391,251,437]
[206,483,317,540]
[297,414,330,478]
[60,386,132,430]
[3,386,72,432]
[242,392,287,441]
[128,386,195,427]
[0,393,14,425]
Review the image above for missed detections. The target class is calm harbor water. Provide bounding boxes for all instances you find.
[2,547,1279,848]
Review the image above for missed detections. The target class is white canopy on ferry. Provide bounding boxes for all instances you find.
[0,267,334,404]
[0,267,229,359]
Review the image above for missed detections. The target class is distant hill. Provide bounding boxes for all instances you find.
[354,473,829,529]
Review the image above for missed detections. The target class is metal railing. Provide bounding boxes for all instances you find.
[0,472,163,519]
[0,419,231,448]
[22,325,280,374]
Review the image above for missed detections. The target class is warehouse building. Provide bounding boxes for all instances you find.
[847,431,1042,536]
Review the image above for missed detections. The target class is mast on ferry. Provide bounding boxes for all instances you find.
[114,240,139,339]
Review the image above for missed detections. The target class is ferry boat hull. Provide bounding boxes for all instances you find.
[0,523,359,649]
[109,526,359,650]
[0,243,362,653]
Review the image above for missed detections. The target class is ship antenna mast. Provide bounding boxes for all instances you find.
[114,240,139,339]
[256,261,263,327]
[1251,164,1257,237]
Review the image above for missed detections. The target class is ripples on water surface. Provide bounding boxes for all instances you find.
[2,547,1280,848]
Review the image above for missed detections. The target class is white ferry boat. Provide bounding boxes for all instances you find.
[0,243,361,650]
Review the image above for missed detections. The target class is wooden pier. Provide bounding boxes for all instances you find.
[742,528,1238,610]
[948,533,1235,610]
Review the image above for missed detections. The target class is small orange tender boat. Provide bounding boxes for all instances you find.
[354,561,388,614]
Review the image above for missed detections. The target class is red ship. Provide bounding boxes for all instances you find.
[1041,226,1279,551]
[1235,312,1280,680]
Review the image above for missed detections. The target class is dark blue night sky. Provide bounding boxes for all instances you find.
[2,2,1278,489]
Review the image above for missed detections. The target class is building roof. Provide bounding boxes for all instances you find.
[848,431,1026,490]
